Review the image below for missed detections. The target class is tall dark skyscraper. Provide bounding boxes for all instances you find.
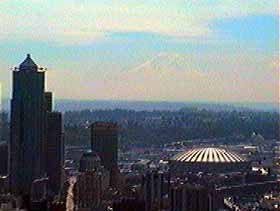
[45,110,63,195]
[90,122,118,186]
[10,54,46,194]
[113,198,145,211]
[170,183,221,211]
[0,112,9,143]
[142,171,164,211]
[9,54,64,196]
[44,92,53,112]
[0,142,8,176]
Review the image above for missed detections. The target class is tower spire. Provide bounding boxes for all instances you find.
[19,53,38,72]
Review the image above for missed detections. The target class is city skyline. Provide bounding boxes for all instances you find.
[0,1,278,103]
[0,53,279,210]
[0,2,279,209]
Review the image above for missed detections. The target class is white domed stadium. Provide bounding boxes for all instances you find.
[170,147,249,174]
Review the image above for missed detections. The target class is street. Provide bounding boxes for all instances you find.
[66,177,76,211]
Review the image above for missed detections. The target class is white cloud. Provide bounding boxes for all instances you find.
[0,1,277,103]
[0,0,277,44]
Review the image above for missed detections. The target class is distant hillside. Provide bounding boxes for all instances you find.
[1,98,278,113]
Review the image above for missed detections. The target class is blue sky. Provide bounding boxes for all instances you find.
[0,0,278,102]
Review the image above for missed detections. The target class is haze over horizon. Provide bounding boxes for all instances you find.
[0,1,279,103]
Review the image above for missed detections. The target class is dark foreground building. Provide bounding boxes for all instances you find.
[142,171,165,211]
[113,198,145,211]
[10,54,46,194]
[0,142,8,176]
[91,122,118,186]
[9,54,64,196]
[45,111,63,195]
[170,184,223,211]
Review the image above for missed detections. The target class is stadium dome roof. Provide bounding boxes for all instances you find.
[172,147,245,163]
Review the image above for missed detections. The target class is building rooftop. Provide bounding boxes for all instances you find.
[19,54,38,72]
[91,122,118,130]
[81,151,101,160]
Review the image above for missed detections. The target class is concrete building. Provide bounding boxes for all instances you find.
[75,168,109,210]
[30,177,48,202]
[0,176,9,194]
[170,183,221,211]
[90,122,118,186]
[75,171,102,210]
[273,141,280,180]
[79,152,101,172]
[0,194,26,211]
[131,159,151,173]
[113,198,145,211]
[75,152,110,211]
[142,171,164,211]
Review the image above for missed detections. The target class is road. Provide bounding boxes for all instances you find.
[66,177,76,211]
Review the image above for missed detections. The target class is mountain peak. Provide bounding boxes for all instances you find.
[133,53,191,72]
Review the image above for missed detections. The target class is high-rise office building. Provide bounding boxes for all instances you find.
[30,177,49,202]
[113,198,145,211]
[44,92,52,112]
[142,171,164,211]
[0,112,9,143]
[90,122,118,186]
[10,54,46,194]
[170,183,221,211]
[75,171,102,210]
[274,141,280,180]
[75,153,110,211]
[79,152,101,172]
[9,54,63,195]
[0,142,8,176]
[45,111,63,195]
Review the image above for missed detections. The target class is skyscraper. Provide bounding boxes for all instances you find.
[44,92,52,112]
[42,89,64,195]
[45,111,63,195]
[113,198,146,211]
[90,122,118,186]
[75,152,110,210]
[170,183,221,211]
[274,141,280,180]
[79,152,101,172]
[0,142,8,176]
[10,54,46,194]
[0,112,9,143]
[142,171,164,211]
